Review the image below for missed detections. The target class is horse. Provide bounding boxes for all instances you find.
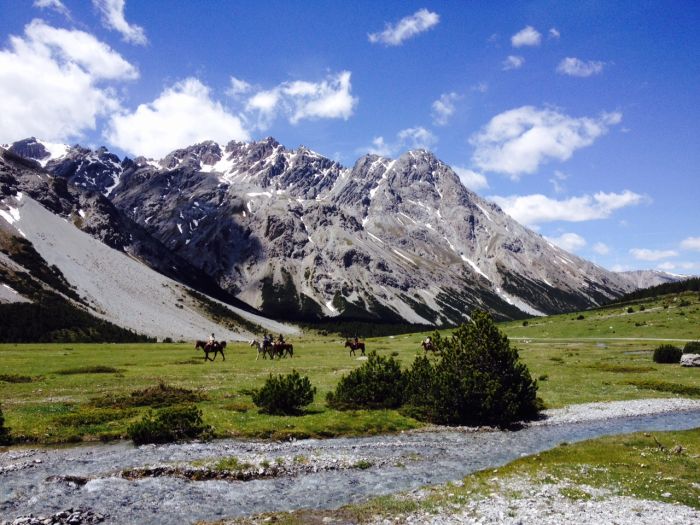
[345,340,366,356]
[421,340,436,353]
[250,339,272,361]
[195,340,226,361]
[271,341,294,359]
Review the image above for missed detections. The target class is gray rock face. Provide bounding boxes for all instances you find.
[13,138,638,324]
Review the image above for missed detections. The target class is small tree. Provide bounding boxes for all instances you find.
[0,405,11,445]
[128,405,210,445]
[411,311,539,428]
[326,352,404,410]
[653,345,682,364]
[253,370,316,415]
[683,341,700,354]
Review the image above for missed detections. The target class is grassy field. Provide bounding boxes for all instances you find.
[1,291,699,444]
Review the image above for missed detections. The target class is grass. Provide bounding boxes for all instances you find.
[1,291,699,444]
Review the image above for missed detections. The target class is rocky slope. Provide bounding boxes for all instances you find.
[10,137,640,325]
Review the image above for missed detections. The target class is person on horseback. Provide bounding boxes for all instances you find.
[207,333,216,350]
[354,334,359,346]
[277,334,285,344]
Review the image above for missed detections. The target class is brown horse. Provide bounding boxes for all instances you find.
[345,340,366,356]
[421,340,436,353]
[195,340,226,361]
[271,341,294,359]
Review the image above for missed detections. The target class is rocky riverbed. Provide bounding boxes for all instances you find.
[2,399,700,525]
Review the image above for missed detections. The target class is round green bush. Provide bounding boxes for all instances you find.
[326,352,404,410]
[408,311,540,428]
[127,404,210,445]
[252,370,316,415]
[683,341,700,354]
[0,405,11,445]
[653,345,683,364]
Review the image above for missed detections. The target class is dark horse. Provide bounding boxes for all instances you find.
[195,340,226,361]
[270,341,294,359]
[421,340,436,353]
[345,340,366,356]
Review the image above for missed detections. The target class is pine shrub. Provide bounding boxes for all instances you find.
[0,405,11,445]
[683,341,700,354]
[252,370,316,415]
[411,311,539,428]
[127,404,210,445]
[653,345,683,364]
[326,352,404,410]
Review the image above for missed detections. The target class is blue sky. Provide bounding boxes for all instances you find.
[1,1,699,274]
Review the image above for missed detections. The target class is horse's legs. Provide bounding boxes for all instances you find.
[221,349,225,361]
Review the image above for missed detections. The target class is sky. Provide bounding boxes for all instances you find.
[1,0,699,275]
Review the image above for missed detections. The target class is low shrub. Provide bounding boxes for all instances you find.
[0,405,11,445]
[576,314,585,320]
[653,345,682,364]
[252,370,316,415]
[683,341,700,354]
[55,366,120,375]
[0,374,32,383]
[92,382,202,408]
[127,404,210,445]
[326,352,404,410]
[627,307,634,313]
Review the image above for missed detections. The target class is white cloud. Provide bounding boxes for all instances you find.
[245,71,357,128]
[549,170,568,193]
[545,232,586,252]
[511,26,541,47]
[472,82,489,93]
[452,167,489,191]
[557,57,605,77]
[630,248,678,261]
[368,9,439,46]
[657,261,699,272]
[549,27,560,39]
[593,242,610,255]
[489,190,645,226]
[502,55,525,71]
[0,19,136,143]
[680,237,700,251]
[431,92,460,126]
[362,127,437,157]
[226,76,252,97]
[105,78,250,158]
[92,0,147,45]
[470,106,622,178]
[33,0,70,17]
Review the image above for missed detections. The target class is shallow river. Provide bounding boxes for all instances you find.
[2,409,700,524]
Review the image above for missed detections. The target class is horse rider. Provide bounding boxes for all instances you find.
[277,334,285,345]
[207,333,216,350]
[354,335,359,346]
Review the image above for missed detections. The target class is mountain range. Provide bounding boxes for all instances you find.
[0,137,687,338]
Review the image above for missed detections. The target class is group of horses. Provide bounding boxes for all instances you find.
[249,339,294,360]
[195,337,436,362]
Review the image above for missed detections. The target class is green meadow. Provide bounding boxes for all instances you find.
[0,291,699,444]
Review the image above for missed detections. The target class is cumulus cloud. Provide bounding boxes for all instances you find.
[489,190,645,226]
[431,92,460,126]
[470,106,622,178]
[92,0,147,45]
[502,55,525,71]
[0,19,137,143]
[630,248,678,261]
[593,242,610,255]
[549,170,568,193]
[368,8,439,46]
[549,27,560,39]
[362,127,437,157]
[657,261,699,272]
[105,78,249,158]
[33,0,70,17]
[545,232,586,252]
[452,167,489,191]
[680,237,700,251]
[511,26,541,47]
[245,71,357,128]
[557,57,605,77]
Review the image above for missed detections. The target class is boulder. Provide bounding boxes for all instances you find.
[680,353,700,367]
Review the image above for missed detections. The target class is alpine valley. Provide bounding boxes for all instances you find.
[0,137,682,339]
